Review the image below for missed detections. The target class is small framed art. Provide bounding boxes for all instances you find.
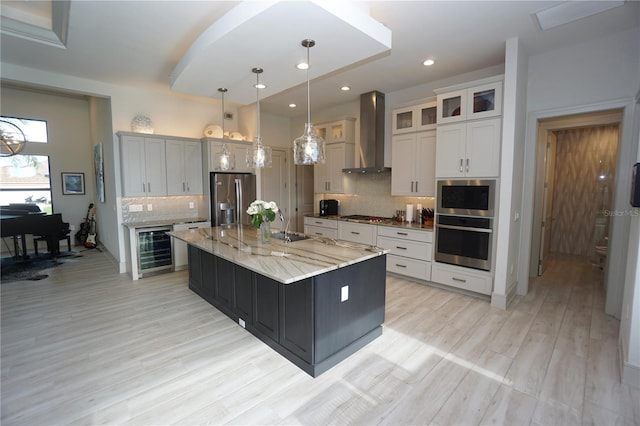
[62,172,85,195]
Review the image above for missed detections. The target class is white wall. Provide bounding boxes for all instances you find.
[493,37,529,309]
[1,63,242,269]
[521,27,640,386]
[1,85,94,234]
[620,92,640,388]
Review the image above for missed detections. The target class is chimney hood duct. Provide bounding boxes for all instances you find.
[342,91,390,174]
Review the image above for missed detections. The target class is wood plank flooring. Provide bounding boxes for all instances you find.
[2,250,638,425]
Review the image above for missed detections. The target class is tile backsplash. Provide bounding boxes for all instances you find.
[315,172,435,219]
[121,195,207,223]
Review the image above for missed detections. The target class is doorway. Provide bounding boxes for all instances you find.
[261,148,289,230]
[530,110,623,292]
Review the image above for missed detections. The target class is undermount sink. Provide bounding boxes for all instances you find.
[271,231,309,242]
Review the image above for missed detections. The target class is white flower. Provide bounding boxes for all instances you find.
[266,201,279,213]
[246,200,278,216]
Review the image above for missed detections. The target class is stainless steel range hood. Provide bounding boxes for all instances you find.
[342,91,390,174]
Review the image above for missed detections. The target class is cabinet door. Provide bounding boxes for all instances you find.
[121,135,147,196]
[437,89,467,124]
[253,274,279,341]
[416,102,437,131]
[326,144,345,193]
[435,123,466,178]
[201,250,216,302]
[414,131,436,196]
[215,256,234,311]
[234,265,253,323]
[187,245,203,294]
[279,278,313,363]
[314,161,328,193]
[392,106,415,134]
[165,140,186,195]
[144,137,167,196]
[466,118,501,177]
[391,134,416,195]
[467,81,502,120]
[184,141,203,194]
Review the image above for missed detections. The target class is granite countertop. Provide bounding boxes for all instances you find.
[169,224,388,284]
[306,214,433,231]
[123,217,209,229]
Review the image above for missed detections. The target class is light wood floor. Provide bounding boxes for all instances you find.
[2,249,639,425]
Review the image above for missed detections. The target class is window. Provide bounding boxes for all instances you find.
[1,116,48,143]
[0,116,52,213]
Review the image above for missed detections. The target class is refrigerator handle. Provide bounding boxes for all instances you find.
[235,178,242,224]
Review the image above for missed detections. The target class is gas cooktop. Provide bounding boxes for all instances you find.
[340,215,394,223]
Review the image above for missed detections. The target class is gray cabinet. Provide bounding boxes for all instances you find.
[166,139,203,195]
[120,134,167,196]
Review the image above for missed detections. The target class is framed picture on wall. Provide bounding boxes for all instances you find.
[61,172,85,195]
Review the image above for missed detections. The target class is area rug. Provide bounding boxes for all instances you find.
[1,252,83,283]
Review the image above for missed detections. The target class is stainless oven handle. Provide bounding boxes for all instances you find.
[436,224,493,233]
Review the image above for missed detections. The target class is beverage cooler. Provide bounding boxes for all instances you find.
[136,226,173,277]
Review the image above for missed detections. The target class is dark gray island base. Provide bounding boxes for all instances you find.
[187,245,386,377]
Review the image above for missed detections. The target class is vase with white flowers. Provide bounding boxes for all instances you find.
[247,200,278,243]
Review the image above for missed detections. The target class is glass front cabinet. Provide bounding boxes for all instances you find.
[437,80,502,124]
[392,101,437,134]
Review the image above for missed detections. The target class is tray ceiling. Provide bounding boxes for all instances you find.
[170,1,392,104]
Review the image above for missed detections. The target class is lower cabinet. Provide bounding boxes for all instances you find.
[254,274,280,341]
[338,221,377,245]
[187,245,386,377]
[430,262,493,295]
[376,226,433,281]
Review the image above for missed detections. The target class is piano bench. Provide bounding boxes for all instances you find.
[34,234,71,256]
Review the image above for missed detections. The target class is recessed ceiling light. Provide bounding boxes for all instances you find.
[423,59,435,66]
[341,86,350,91]
[296,63,309,70]
[289,103,296,108]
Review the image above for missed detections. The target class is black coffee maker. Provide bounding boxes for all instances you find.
[319,199,339,216]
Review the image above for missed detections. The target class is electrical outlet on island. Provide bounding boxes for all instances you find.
[147,204,153,211]
[189,202,194,209]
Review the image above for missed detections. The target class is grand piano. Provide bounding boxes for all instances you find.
[0,204,70,259]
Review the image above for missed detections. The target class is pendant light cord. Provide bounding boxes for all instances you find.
[306,44,311,125]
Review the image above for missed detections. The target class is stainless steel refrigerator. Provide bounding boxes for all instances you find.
[210,172,256,226]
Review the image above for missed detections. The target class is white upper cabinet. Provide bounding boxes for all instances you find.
[392,101,437,134]
[435,118,502,178]
[166,139,203,195]
[391,131,436,196]
[315,118,356,143]
[314,142,354,194]
[436,79,503,124]
[120,134,167,197]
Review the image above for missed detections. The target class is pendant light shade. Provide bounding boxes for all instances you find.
[246,67,272,168]
[214,88,236,171]
[294,39,325,166]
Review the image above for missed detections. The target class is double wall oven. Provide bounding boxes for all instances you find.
[435,179,495,271]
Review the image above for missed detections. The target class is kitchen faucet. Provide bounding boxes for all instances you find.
[279,211,291,244]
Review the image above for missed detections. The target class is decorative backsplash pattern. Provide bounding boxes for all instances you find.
[550,125,618,256]
[315,172,435,220]
[121,195,207,223]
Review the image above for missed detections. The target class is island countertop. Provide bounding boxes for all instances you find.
[168,224,388,284]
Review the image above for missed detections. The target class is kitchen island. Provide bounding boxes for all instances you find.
[169,225,388,377]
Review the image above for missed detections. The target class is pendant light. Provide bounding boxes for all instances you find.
[293,39,325,165]
[246,67,272,168]
[214,87,235,171]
